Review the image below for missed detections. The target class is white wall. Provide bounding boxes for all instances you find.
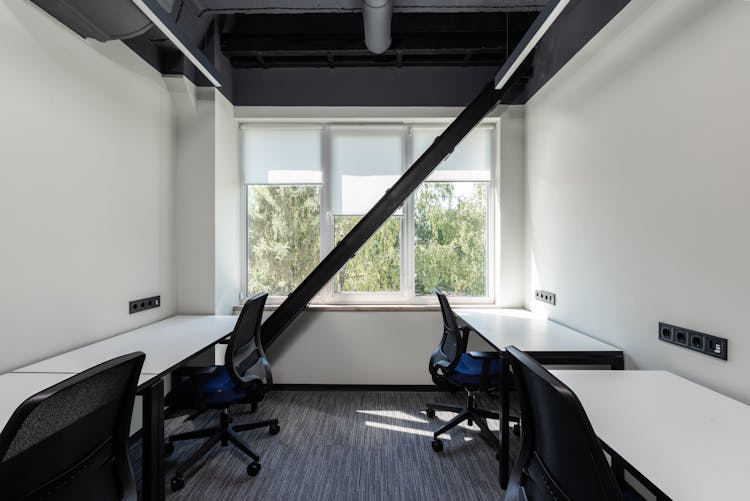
[173,88,240,315]
[265,310,494,385]
[0,0,176,372]
[524,1,750,401]
[214,93,241,314]
[174,90,216,313]
[498,107,526,308]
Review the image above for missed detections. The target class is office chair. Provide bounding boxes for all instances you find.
[505,346,638,501]
[165,292,280,492]
[425,289,518,454]
[0,352,145,501]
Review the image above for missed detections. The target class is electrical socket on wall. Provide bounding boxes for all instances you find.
[129,295,160,314]
[535,290,556,305]
[658,322,727,360]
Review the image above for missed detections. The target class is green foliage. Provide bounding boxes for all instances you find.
[334,216,401,292]
[247,185,320,296]
[246,181,488,298]
[415,182,487,296]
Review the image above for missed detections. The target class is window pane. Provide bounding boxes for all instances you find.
[247,185,320,296]
[242,127,322,184]
[331,128,403,215]
[415,182,488,296]
[411,126,492,182]
[334,216,401,293]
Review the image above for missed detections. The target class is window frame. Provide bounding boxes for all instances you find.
[241,121,497,306]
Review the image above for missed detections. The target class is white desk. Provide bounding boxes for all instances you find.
[454,309,619,355]
[0,373,152,432]
[453,308,623,487]
[553,370,750,501]
[9,315,237,501]
[13,315,237,377]
[0,373,76,430]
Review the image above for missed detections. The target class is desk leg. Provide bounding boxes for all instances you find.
[142,380,165,501]
[500,357,510,489]
[611,454,626,486]
[612,354,625,371]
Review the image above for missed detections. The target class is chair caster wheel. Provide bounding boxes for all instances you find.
[164,442,175,457]
[269,423,281,435]
[513,423,521,436]
[170,475,185,492]
[426,408,436,418]
[248,462,261,476]
[431,439,443,453]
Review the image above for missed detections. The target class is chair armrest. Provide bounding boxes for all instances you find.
[468,351,501,360]
[434,360,452,369]
[216,336,230,345]
[468,352,502,392]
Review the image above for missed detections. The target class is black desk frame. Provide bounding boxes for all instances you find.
[136,334,232,501]
[469,328,625,489]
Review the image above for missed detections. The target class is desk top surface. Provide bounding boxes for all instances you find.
[13,315,237,376]
[552,370,750,501]
[0,372,152,431]
[454,309,620,353]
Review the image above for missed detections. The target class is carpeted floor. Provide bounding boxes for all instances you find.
[131,390,519,501]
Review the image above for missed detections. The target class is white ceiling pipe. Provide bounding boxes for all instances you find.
[362,0,392,54]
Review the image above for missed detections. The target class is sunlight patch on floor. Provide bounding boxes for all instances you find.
[365,420,451,439]
[356,410,429,424]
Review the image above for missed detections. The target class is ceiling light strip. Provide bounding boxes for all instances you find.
[131,0,223,87]
[494,0,570,90]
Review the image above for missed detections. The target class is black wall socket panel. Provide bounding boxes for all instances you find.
[130,295,160,314]
[658,322,727,360]
[535,289,556,305]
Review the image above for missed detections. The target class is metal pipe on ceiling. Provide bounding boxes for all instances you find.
[362,0,392,54]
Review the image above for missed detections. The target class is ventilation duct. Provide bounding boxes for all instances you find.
[362,0,392,54]
[31,0,174,42]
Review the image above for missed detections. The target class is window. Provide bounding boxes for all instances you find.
[241,123,495,304]
[411,126,493,298]
[330,127,404,296]
[242,126,322,297]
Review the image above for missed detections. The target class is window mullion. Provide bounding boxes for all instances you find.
[318,125,334,302]
[241,184,249,300]
[403,125,415,302]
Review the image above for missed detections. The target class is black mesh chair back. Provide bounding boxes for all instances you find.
[225,292,271,388]
[505,346,623,501]
[0,352,145,501]
[430,289,465,377]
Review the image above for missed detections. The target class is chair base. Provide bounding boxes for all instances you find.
[426,391,518,454]
[166,408,279,491]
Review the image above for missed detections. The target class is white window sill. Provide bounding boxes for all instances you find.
[233,303,499,314]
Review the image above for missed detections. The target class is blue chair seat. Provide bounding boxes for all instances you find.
[447,353,505,386]
[166,366,259,409]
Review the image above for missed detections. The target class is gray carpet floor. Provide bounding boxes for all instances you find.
[133,391,519,501]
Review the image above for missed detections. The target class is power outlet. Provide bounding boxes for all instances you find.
[705,335,728,360]
[658,322,727,361]
[129,295,160,314]
[535,290,556,305]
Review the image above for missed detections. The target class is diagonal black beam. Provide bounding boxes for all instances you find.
[261,0,576,348]
[261,77,516,348]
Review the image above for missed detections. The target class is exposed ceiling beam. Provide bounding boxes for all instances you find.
[132,0,224,87]
[190,0,546,16]
[494,0,568,89]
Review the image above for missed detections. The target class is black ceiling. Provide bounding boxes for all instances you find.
[113,0,629,107]
[220,12,538,69]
